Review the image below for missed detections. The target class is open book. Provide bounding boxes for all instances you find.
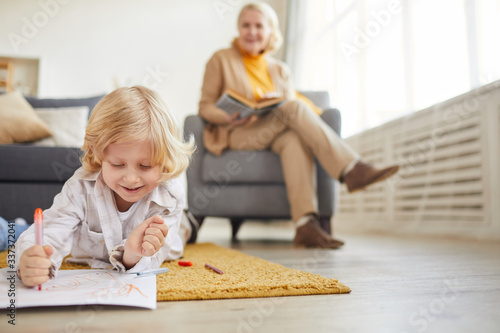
[215,89,285,119]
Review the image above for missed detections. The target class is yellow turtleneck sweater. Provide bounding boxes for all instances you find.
[238,45,275,100]
[238,45,323,115]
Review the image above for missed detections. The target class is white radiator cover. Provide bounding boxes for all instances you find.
[335,80,500,240]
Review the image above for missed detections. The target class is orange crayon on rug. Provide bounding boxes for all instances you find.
[34,208,44,291]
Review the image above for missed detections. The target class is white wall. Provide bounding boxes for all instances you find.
[0,0,287,122]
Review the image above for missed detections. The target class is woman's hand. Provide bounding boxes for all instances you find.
[19,245,54,287]
[226,113,255,127]
[123,215,169,269]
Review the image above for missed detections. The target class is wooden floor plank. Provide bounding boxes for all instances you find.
[3,218,500,333]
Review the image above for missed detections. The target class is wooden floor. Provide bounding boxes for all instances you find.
[3,218,500,333]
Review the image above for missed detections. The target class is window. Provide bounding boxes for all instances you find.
[286,0,500,137]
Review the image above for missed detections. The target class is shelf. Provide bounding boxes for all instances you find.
[0,61,14,92]
[0,56,39,95]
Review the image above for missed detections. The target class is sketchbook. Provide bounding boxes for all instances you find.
[0,268,157,309]
[215,89,285,119]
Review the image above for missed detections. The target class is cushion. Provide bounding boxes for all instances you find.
[202,150,285,184]
[33,106,89,147]
[0,91,53,144]
[25,94,104,119]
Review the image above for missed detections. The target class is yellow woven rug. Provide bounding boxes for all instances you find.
[0,243,350,301]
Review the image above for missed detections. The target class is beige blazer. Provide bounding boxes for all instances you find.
[199,40,295,155]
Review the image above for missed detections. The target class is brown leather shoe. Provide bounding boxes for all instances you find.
[341,161,399,193]
[293,215,344,249]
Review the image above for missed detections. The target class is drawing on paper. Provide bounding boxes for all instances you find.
[44,271,148,299]
[0,268,157,309]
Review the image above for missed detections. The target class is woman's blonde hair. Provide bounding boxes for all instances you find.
[238,2,283,53]
[81,86,195,182]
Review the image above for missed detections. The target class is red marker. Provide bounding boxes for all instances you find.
[178,260,193,267]
[34,208,43,291]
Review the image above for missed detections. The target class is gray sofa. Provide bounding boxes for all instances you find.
[0,95,103,222]
[184,91,341,239]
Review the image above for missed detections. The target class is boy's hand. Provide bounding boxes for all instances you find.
[123,215,169,268]
[19,245,54,287]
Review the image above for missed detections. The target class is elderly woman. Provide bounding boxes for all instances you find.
[198,2,398,248]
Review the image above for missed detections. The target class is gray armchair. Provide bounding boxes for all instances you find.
[184,91,341,240]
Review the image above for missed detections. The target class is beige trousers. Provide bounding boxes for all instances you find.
[228,100,359,221]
